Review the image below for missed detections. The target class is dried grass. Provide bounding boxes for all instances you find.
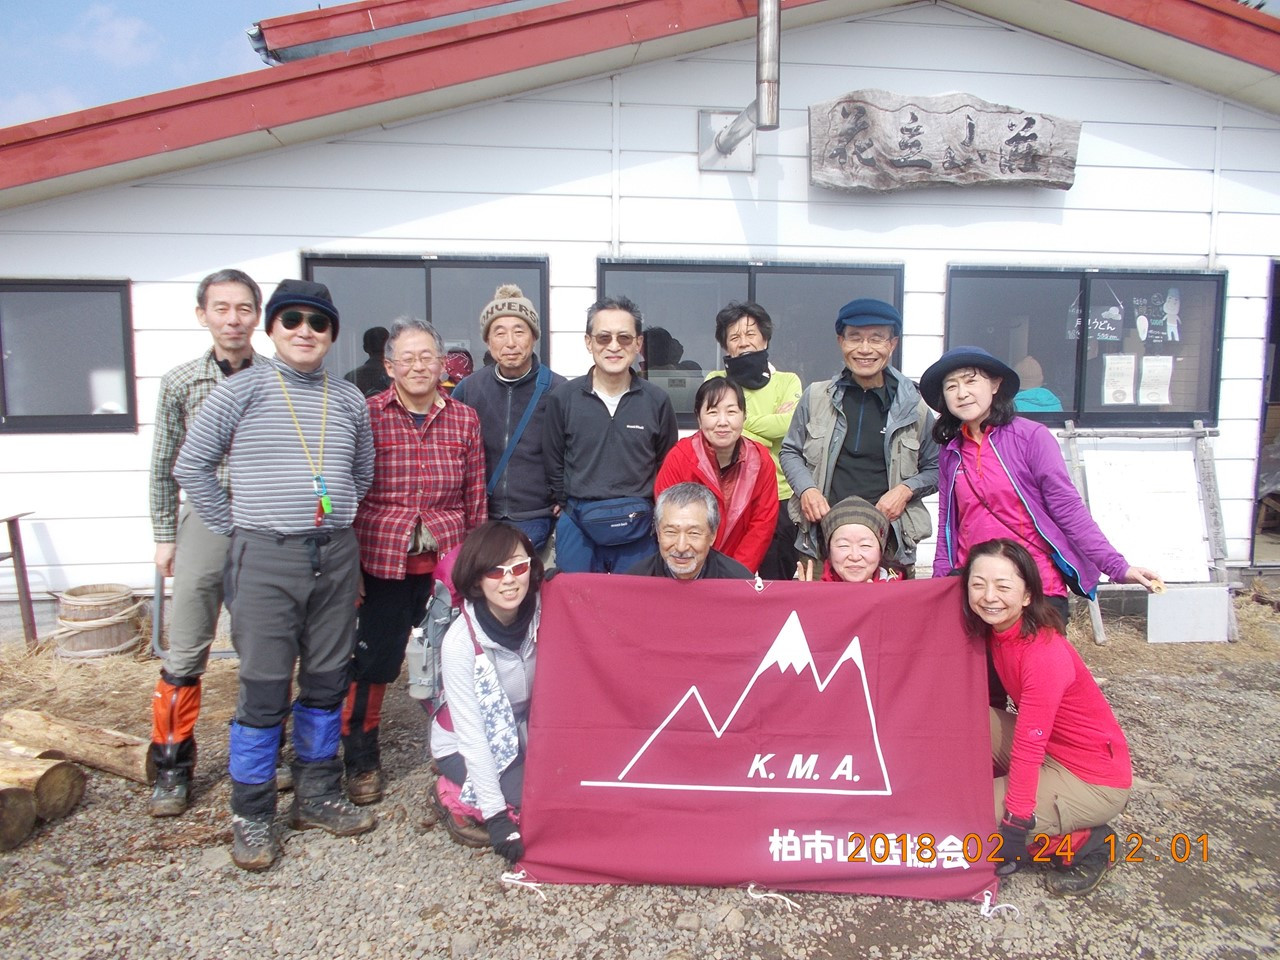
[0,636,240,738]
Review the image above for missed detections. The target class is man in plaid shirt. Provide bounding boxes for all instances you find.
[345,316,487,804]
[147,269,264,818]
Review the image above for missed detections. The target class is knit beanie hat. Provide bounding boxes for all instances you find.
[821,496,889,554]
[480,284,540,340]
[264,279,340,337]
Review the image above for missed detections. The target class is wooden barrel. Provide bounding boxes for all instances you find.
[55,584,140,659]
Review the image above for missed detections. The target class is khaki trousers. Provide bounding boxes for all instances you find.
[990,708,1129,834]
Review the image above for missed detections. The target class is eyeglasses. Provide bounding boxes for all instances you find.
[278,310,332,334]
[840,330,893,346]
[591,332,637,348]
[483,558,533,580]
[392,353,443,368]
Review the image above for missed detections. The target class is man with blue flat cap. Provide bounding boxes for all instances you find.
[780,298,938,570]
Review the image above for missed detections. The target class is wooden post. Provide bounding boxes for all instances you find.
[1,512,38,651]
[1061,421,1108,645]
[0,710,155,784]
[1193,420,1239,642]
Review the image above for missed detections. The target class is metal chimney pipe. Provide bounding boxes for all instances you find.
[710,0,781,157]
[756,0,780,130]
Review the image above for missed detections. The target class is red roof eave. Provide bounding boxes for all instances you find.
[0,0,764,194]
[0,0,1276,199]
[1065,0,1280,70]
[257,0,522,51]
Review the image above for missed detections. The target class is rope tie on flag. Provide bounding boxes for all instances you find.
[501,869,547,900]
[977,888,1020,919]
[742,882,801,912]
[753,574,765,592]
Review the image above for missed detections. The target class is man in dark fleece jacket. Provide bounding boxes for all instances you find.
[543,295,678,573]
[451,283,565,552]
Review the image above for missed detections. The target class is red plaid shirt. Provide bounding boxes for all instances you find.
[354,388,488,579]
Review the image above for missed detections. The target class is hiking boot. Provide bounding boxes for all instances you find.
[148,768,190,817]
[347,767,384,806]
[289,759,377,837]
[231,814,278,871]
[1046,825,1115,897]
[428,780,489,848]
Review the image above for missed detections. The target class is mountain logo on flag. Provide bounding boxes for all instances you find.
[580,610,892,796]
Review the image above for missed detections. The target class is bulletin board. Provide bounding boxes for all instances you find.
[1081,450,1210,584]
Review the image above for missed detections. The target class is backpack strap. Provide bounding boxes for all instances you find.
[459,604,496,667]
[486,364,553,496]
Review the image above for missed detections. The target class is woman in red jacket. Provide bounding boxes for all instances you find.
[963,538,1131,896]
[655,377,778,573]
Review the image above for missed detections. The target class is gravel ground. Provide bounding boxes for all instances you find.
[0,603,1277,960]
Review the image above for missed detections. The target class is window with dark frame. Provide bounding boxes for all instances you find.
[598,260,904,427]
[946,267,1226,428]
[304,256,550,389]
[0,280,137,433]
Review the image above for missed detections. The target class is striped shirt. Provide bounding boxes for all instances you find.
[353,388,487,580]
[174,357,374,536]
[149,349,263,542]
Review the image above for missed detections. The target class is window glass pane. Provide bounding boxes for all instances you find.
[1082,274,1221,417]
[754,270,900,389]
[947,271,1081,415]
[430,265,543,373]
[308,260,547,388]
[309,263,426,386]
[1,289,128,417]
[600,267,746,423]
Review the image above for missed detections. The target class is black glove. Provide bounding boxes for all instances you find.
[485,811,524,864]
[995,809,1036,877]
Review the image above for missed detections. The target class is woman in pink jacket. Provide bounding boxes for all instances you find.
[655,377,778,573]
[963,538,1131,896]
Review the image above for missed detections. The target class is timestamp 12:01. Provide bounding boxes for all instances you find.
[1105,832,1209,863]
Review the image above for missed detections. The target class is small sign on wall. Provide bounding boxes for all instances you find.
[809,89,1080,194]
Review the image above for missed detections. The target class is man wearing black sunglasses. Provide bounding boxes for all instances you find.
[176,278,377,870]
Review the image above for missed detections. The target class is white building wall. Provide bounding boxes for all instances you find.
[0,2,1276,595]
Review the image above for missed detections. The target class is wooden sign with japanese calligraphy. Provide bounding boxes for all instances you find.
[809,89,1080,194]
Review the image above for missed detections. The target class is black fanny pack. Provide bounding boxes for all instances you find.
[571,497,653,546]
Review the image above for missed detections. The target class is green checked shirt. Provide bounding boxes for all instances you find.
[149,349,264,542]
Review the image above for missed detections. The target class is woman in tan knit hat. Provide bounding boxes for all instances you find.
[794,495,903,583]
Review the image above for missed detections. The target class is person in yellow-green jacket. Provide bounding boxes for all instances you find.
[705,301,803,580]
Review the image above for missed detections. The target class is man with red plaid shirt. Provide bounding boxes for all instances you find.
[344,316,487,804]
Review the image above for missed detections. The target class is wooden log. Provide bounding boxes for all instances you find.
[0,739,67,761]
[0,710,155,784]
[0,757,85,820]
[0,785,37,850]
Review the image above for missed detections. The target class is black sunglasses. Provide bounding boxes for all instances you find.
[278,309,332,334]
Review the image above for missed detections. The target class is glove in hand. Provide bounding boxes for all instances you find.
[996,809,1036,877]
[485,811,524,865]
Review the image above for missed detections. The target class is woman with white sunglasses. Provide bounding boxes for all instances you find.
[428,521,542,865]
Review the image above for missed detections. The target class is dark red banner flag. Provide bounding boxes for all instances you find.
[521,574,999,900]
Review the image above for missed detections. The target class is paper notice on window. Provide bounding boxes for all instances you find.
[1102,354,1136,405]
[1139,355,1173,406]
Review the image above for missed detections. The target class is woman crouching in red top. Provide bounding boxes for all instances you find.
[963,538,1131,896]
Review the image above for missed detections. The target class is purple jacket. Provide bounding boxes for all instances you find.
[933,417,1129,597]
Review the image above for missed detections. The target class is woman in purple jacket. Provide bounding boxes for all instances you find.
[920,347,1160,627]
